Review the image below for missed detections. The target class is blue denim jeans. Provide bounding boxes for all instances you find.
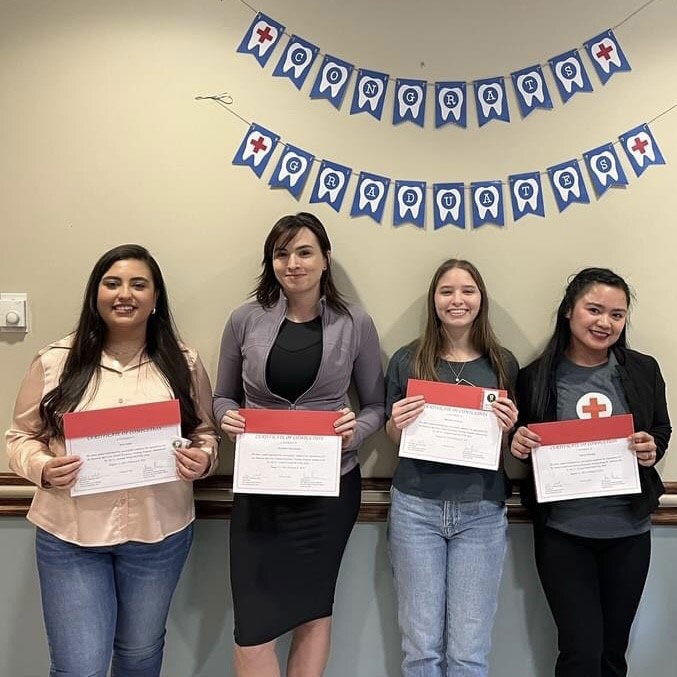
[35,524,193,677]
[388,487,507,677]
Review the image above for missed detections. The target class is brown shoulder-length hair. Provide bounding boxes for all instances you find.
[253,212,349,314]
[411,259,513,395]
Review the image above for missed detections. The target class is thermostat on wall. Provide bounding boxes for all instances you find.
[0,293,28,333]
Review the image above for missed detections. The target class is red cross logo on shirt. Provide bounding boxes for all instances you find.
[582,397,607,418]
[595,43,614,61]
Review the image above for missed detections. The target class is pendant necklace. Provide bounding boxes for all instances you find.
[444,359,468,384]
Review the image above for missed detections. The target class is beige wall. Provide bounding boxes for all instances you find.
[1,0,676,478]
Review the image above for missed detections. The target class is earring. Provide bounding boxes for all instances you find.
[151,307,156,315]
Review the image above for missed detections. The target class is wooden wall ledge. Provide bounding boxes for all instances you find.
[2,474,677,525]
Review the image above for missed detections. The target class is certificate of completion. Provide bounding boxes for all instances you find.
[234,409,342,497]
[64,400,182,497]
[399,379,506,471]
[529,414,640,503]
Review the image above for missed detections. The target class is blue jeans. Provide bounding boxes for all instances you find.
[35,524,193,677]
[388,487,507,677]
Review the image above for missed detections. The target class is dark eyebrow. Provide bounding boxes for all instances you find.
[586,301,627,312]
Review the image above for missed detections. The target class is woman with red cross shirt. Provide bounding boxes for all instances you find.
[510,267,671,677]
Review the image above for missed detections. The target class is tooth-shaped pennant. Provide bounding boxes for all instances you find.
[619,124,666,177]
[268,144,315,199]
[393,79,427,127]
[510,65,553,118]
[583,143,628,197]
[433,183,465,229]
[236,12,285,67]
[584,29,631,85]
[471,181,504,228]
[548,50,593,103]
[272,35,319,90]
[232,122,280,178]
[473,77,510,127]
[393,181,426,228]
[309,54,354,109]
[309,160,352,212]
[435,82,467,128]
[350,171,390,223]
[350,69,390,120]
[547,159,590,212]
[509,172,545,221]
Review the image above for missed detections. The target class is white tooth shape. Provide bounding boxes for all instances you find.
[626,132,655,165]
[282,43,313,78]
[397,84,424,119]
[555,58,584,93]
[397,186,424,219]
[317,168,345,202]
[477,84,504,119]
[277,152,308,186]
[553,168,581,201]
[247,21,278,55]
[590,151,619,187]
[474,186,500,220]
[438,87,464,122]
[435,188,462,221]
[592,39,621,73]
[513,179,539,212]
[319,61,349,97]
[357,77,384,111]
[516,71,545,107]
[358,180,385,212]
[241,132,272,166]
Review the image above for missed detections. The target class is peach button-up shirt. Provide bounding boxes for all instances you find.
[5,336,219,547]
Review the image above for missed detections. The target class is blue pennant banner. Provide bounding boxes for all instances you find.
[393,79,427,127]
[309,160,352,212]
[350,69,389,120]
[272,35,319,89]
[547,159,590,211]
[394,181,426,228]
[619,124,666,177]
[549,50,593,103]
[508,172,545,221]
[236,12,285,67]
[584,29,631,85]
[583,143,628,197]
[473,77,510,127]
[350,171,390,223]
[471,181,504,228]
[232,123,280,178]
[309,55,354,109]
[435,82,467,128]
[268,144,315,199]
[433,183,465,229]
[511,65,552,118]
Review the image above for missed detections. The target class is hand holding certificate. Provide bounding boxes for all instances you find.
[529,414,640,503]
[399,379,507,471]
[234,409,342,496]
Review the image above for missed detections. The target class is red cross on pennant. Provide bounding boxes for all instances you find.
[596,43,614,61]
[631,137,649,155]
[582,397,607,418]
[250,136,268,153]
[256,26,274,44]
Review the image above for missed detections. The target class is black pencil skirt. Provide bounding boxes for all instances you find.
[230,465,361,647]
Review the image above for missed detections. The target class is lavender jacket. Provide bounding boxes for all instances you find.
[213,296,385,474]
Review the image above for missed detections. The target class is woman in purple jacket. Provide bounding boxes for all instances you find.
[213,212,385,677]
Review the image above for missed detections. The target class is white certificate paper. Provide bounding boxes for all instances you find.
[233,409,342,497]
[399,379,506,471]
[64,400,182,497]
[530,414,640,503]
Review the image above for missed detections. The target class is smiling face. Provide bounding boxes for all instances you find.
[271,227,328,300]
[566,283,628,364]
[434,267,482,334]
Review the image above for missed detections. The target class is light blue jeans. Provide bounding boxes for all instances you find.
[35,524,193,677]
[388,487,507,677]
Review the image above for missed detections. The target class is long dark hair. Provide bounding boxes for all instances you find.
[38,244,200,439]
[532,267,632,420]
[253,212,349,314]
[411,259,513,396]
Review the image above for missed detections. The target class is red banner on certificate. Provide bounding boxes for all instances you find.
[63,400,181,439]
[240,409,341,436]
[528,414,634,445]
[406,379,506,410]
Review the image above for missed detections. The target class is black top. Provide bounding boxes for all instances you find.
[266,317,323,403]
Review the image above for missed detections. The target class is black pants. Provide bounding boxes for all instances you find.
[534,526,651,677]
